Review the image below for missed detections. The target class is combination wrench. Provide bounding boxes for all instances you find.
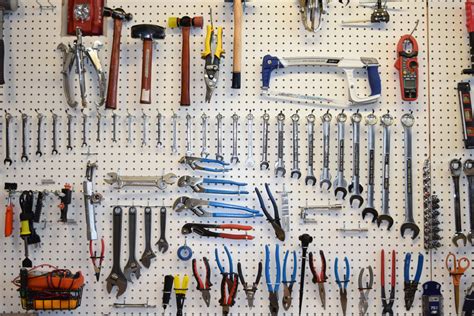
[216,113,224,161]
[201,113,209,157]
[231,113,240,164]
[320,110,332,190]
[157,110,163,148]
[377,112,394,230]
[290,110,301,179]
[124,206,141,282]
[334,111,348,199]
[35,110,44,157]
[65,110,73,151]
[4,111,12,165]
[112,111,118,143]
[246,111,255,167]
[450,158,467,247]
[463,159,474,245]
[400,112,420,240]
[186,114,193,156]
[171,111,179,154]
[20,110,29,162]
[260,111,270,170]
[305,110,316,186]
[141,109,150,147]
[349,111,364,208]
[81,109,88,148]
[362,111,378,222]
[275,111,286,177]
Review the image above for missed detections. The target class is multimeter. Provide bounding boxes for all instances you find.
[394,34,419,101]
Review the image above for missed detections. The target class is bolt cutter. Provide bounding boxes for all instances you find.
[179,156,231,173]
[282,250,297,310]
[178,176,248,195]
[404,252,423,311]
[202,18,224,103]
[173,196,262,218]
[265,244,281,316]
[309,250,327,309]
[334,256,350,316]
[358,265,374,315]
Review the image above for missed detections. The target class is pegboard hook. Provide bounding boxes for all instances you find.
[36,0,56,11]
[410,19,420,37]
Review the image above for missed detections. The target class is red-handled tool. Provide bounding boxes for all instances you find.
[464,0,474,74]
[381,249,396,315]
[4,182,17,237]
[394,34,419,101]
[181,223,254,240]
[192,257,212,307]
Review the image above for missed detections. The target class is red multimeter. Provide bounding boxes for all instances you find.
[67,0,105,36]
[394,34,419,101]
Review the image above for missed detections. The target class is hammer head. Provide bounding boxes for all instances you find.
[224,0,251,4]
[103,7,133,21]
[131,24,165,41]
[0,0,18,11]
[168,16,203,29]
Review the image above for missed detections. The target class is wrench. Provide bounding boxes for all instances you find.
[305,110,317,186]
[246,111,255,167]
[155,206,169,253]
[81,109,88,148]
[4,111,12,165]
[231,113,240,164]
[362,111,378,222]
[186,113,193,156]
[106,206,128,298]
[124,206,142,282]
[141,110,149,147]
[216,113,224,161]
[349,111,364,208]
[112,111,118,143]
[260,111,270,170]
[171,111,179,154]
[334,111,348,199]
[377,112,394,230]
[35,110,43,157]
[320,110,332,190]
[400,112,420,240]
[450,158,467,247]
[20,111,28,162]
[157,110,163,148]
[201,113,209,157]
[275,111,286,177]
[140,207,156,268]
[290,110,301,179]
[126,110,134,144]
[65,110,73,151]
[96,110,102,143]
[463,159,474,245]
[104,172,178,190]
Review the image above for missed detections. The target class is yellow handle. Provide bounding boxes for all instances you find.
[215,27,225,59]
[174,274,189,294]
[20,219,31,237]
[201,25,213,58]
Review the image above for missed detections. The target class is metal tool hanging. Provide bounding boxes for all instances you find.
[299,0,328,32]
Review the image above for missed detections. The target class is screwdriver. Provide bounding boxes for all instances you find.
[464,0,474,75]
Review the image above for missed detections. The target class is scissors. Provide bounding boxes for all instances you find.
[446,252,471,315]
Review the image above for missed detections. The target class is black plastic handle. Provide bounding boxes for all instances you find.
[128,207,137,258]
[112,207,123,270]
[144,207,152,248]
[0,39,5,85]
[159,206,166,239]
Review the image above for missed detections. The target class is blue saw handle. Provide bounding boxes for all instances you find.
[367,65,382,97]
[208,201,261,214]
[261,55,283,90]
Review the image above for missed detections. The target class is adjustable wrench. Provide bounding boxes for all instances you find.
[450,158,467,247]
[96,110,102,143]
[81,109,88,147]
[362,111,378,222]
[201,113,209,157]
[246,111,255,167]
[4,111,12,165]
[157,110,163,148]
[463,159,474,245]
[141,110,149,147]
[216,113,224,161]
[126,110,134,144]
[35,110,44,157]
[155,206,169,253]
[290,110,301,179]
[305,110,317,186]
[334,111,348,199]
[377,112,394,230]
[320,110,332,190]
[260,111,270,170]
[65,110,73,151]
[112,111,118,143]
[124,206,141,282]
[140,207,156,268]
[349,111,364,208]
[231,113,240,164]
[106,206,128,298]
[275,111,286,177]
[400,112,420,240]
[171,111,179,154]
[20,111,29,162]
[186,114,193,156]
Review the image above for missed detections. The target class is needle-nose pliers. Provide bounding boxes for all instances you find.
[334,256,350,316]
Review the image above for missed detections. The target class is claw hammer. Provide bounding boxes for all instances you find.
[0,0,18,85]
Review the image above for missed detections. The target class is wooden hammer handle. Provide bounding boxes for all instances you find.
[140,39,153,104]
[180,26,191,106]
[232,0,243,89]
[105,19,124,110]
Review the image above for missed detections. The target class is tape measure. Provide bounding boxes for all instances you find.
[394,34,419,101]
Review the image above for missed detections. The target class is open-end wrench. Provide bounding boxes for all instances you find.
[246,111,255,167]
[81,109,88,148]
[106,206,128,298]
[157,110,163,148]
[141,109,149,147]
[377,112,394,230]
[155,206,169,253]
[275,111,286,177]
[362,111,378,222]
[20,111,29,162]
[291,110,301,179]
[450,158,467,247]
[349,111,364,208]
[65,110,73,151]
[35,110,43,157]
[334,111,347,199]
[260,111,270,170]
[463,159,474,245]
[112,111,119,143]
[140,207,156,268]
[171,111,179,154]
[96,110,102,143]
[201,113,209,157]
[104,172,177,190]
[186,114,193,156]
[306,110,317,186]
[320,110,332,190]
[216,113,224,161]
[400,112,420,240]
[124,206,141,282]
[231,113,240,164]
[126,110,134,144]
[4,111,12,165]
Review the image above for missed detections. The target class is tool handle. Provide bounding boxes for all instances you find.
[112,207,122,270]
[453,176,463,232]
[211,212,258,219]
[192,259,205,289]
[232,0,243,89]
[367,65,382,96]
[128,207,137,255]
[4,202,13,237]
[140,39,153,104]
[202,188,249,195]
[144,207,152,247]
[105,19,124,110]
[0,11,5,85]
[203,178,246,186]
[33,191,44,223]
[162,275,174,308]
[180,26,191,106]
[390,250,396,287]
[381,250,385,286]
[209,201,259,214]
[219,224,252,230]
[219,232,254,240]
[160,206,167,240]
[467,0,474,33]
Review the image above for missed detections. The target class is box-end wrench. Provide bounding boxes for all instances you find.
[349,111,364,208]
[400,112,420,240]
[216,113,224,161]
[320,110,332,190]
[171,111,179,154]
[4,111,12,165]
[81,109,88,148]
[157,110,163,148]
[124,206,141,282]
[463,159,474,245]
[140,207,156,268]
[141,109,150,147]
[377,112,394,230]
[231,113,240,164]
[450,158,467,247]
[126,110,134,144]
[112,111,119,143]
[260,111,270,170]
[201,113,209,157]
[275,111,286,177]
[19,110,29,162]
[186,114,193,156]
[362,111,378,222]
[35,110,44,157]
[334,111,347,199]
[65,110,73,151]
[305,110,317,186]
[155,206,169,253]
[290,110,301,179]
[246,111,255,167]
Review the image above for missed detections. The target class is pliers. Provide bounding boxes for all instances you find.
[255,183,286,241]
[265,244,281,316]
[192,257,212,307]
[358,265,374,316]
[334,256,350,316]
[202,21,224,103]
[309,250,327,309]
[403,252,424,311]
[173,196,262,218]
[89,238,105,281]
[179,156,231,173]
[215,246,239,315]
[381,250,396,316]
[178,176,248,195]
[182,223,255,240]
[237,261,263,308]
[282,250,297,311]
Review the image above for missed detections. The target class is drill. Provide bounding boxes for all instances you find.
[464,0,474,74]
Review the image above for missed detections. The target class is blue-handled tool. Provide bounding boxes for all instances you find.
[335,256,350,316]
[404,252,424,311]
[179,156,231,172]
[265,244,281,316]
[282,250,297,310]
[215,245,233,275]
[178,176,248,195]
[173,196,262,218]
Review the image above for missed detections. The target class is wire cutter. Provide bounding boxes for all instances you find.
[202,18,224,103]
[237,261,263,308]
[255,183,286,241]
[173,196,262,218]
[309,250,327,309]
[192,257,212,307]
[179,156,231,173]
[334,256,350,316]
[178,176,248,195]
[89,238,105,281]
[265,244,281,316]
[182,223,255,240]
[358,265,374,316]
[215,246,239,315]
[282,250,297,310]
[381,249,396,316]
[404,252,424,311]
[446,252,471,314]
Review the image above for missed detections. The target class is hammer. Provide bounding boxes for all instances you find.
[103,7,133,110]
[131,24,165,105]
[225,0,248,89]
[0,0,18,85]
[168,16,203,106]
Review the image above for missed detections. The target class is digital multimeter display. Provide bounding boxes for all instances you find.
[404,79,416,89]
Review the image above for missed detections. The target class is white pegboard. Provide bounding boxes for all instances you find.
[0,0,470,315]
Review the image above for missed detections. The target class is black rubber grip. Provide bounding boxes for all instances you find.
[0,39,5,85]
[231,72,241,89]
